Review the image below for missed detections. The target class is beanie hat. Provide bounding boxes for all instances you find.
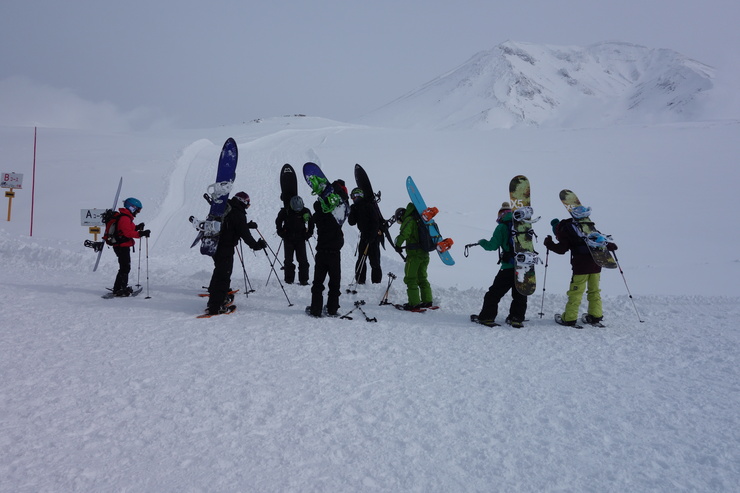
[498,202,511,215]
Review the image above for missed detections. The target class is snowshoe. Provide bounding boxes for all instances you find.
[581,314,606,327]
[470,314,499,327]
[395,303,426,313]
[115,286,134,297]
[555,313,583,329]
[197,305,236,318]
[505,316,524,329]
[306,306,321,318]
[323,306,340,318]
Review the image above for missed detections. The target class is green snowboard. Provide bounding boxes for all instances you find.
[509,175,540,296]
[559,189,617,269]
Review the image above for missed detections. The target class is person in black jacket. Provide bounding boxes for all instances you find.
[206,191,266,315]
[348,187,382,284]
[275,195,314,285]
[544,216,618,326]
[307,181,348,317]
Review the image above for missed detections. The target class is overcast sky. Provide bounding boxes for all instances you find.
[1,0,738,130]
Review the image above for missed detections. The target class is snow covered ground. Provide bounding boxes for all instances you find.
[1,118,738,491]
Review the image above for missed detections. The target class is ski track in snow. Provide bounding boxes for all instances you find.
[1,119,739,491]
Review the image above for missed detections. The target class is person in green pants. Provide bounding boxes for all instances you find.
[544,217,618,326]
[394,203,434,310]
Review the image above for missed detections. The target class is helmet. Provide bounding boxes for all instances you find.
[123,197,142,214]
[394,207,405,223]
[351,187,364,200]
[289,195,304,211]
[234,191,250,208]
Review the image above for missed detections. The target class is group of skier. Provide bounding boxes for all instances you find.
[104,183,617,327]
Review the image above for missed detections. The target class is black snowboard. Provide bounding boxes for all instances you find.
[353,163,395,252]
[280,163,298,209]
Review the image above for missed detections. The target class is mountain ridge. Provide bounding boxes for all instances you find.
[360,40,715,129]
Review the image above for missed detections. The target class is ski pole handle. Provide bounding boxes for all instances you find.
[463,242,480,258]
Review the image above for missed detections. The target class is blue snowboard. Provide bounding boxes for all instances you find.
[302,162,349,225]
[190,138,238,256]
[406,176,455,266]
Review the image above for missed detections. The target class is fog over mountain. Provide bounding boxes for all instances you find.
[361,41,715,129]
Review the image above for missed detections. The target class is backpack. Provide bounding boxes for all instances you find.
[101,209,124,246]
[412,210,437,252]
[556,218,590,255]
[498,219,516,264]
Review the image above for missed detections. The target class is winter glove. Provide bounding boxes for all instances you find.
[247,221,258,229]
[135,222,145,231]
[255,238,267,251]
[140,229,151,238]
[607,242,618,251]
[544,235,555,250]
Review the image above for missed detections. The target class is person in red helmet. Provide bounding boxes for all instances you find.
[111,197,150,297]
[205,191,266,315]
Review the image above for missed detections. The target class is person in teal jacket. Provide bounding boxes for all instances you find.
[474,202,527,328]
[394,202,434,310]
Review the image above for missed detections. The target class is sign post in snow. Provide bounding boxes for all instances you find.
[1,172,23,221]
[82,208,107,241]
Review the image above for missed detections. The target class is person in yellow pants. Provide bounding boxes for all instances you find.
[544,217,617,326]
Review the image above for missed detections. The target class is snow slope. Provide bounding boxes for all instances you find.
[1,117,739,491]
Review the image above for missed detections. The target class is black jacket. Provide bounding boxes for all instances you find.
[313,201,344,252]
[275,207,314,242]
[219,198,260,250]
[348,197,380,242]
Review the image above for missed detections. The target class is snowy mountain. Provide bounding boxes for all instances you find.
[360,41,715,129]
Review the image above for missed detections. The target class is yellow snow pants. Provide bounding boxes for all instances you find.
[562,273,602,322]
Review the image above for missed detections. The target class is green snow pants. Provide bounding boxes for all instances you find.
[562,273,602,322]
[404,252,432,306]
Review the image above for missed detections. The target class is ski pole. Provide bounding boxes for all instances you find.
[340,300,377,322]
[144,237,151,299]
[538,249,549,318]
[136,239,142,288]
[236,241,255,296]
[612,251,644,323]
[379,272,397,305]
[307,238,315,261]
[265,239,283,286]
[463,242,480,258]
[260,247,293,306]
[347,242,369,294]
[256,229,284,268]
[256,229,284,287]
